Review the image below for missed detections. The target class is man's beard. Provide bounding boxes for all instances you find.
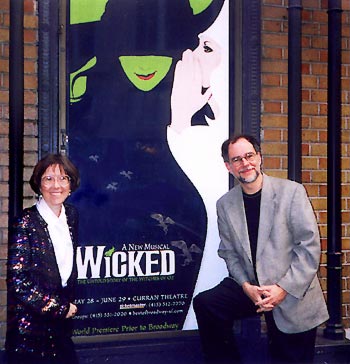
[237,170,260,184]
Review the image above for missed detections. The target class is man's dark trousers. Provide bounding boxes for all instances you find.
[193,277,317,364]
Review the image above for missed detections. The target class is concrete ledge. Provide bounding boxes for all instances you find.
[74,326,350,364]
[1,328,349,363]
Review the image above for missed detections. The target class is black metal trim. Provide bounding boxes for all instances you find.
[38,0,60,158]
[287,1,302,183]
[324,0,344,341]
[9,0,24,223]
[229,0,261,188]
[229,0,241,138]
[241,0,261,142]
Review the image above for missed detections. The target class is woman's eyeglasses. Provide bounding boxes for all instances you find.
[41,175,71,187]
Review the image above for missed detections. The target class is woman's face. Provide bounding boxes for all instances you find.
[40,164,71,213]
[193,35,221,88]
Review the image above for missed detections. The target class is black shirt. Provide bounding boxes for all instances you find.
[243,189,261,279]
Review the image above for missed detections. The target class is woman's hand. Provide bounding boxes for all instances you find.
[170,49,212,133]
[66,302,78,319]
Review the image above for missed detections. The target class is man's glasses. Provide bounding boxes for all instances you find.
[230,152,257,165]
[41,175,71,187]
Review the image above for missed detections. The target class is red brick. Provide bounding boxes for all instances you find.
[0,0,9,11]
[262,6,288,19]
[23,0,35,13]
[262,33,288,47]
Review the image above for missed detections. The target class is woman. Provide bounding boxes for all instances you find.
[6,154,80,364]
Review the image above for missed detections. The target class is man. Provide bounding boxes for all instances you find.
[193,134,329,364]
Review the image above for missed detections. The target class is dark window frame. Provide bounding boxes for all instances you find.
[37,0,261,344]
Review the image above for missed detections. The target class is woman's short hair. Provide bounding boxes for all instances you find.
[29,154,80,195]
[221,134,261,162]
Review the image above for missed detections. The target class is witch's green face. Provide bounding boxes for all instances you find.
[119,56,173,91]
[189,0,213,15]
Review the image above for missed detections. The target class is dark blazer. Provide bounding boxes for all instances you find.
[217,174,329,333]
[6,203,79,357]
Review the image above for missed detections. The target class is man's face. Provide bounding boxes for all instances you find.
[225,138,262,184]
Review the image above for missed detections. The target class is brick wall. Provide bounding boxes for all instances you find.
[0,0,10,347]
[261,0,350,328]
[0,0,38,347]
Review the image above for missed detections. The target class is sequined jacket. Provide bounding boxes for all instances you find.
[6,203,79,357]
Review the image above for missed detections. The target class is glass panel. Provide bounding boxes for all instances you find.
[66,0,230,336]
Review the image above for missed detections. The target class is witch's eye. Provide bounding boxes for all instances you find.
[204,45,213,53]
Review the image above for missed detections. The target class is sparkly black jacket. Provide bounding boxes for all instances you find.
[6,203,79,357]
